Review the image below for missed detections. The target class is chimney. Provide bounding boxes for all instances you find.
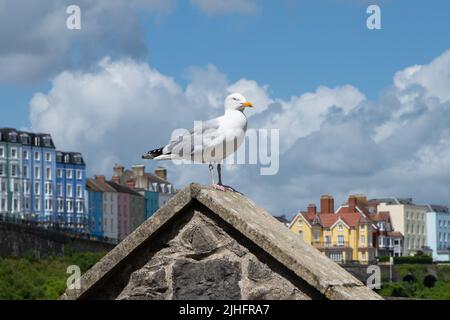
[320,195,331,214]
[94,175,106,183]
[307,204,317,215]
[328,196,335,213]
[349,195,357,211]
[154,167,167,181]
[113,163,124,181]
[132,165,145,177]
[126,180,135,189]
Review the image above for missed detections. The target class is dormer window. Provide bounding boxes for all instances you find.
[20,134,30,144]
[34,137,40,146]
[8,132,17,143]
[64,154,70,163]
[42,136,51,147]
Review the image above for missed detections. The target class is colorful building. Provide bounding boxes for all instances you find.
[111,164,175,219]
[289,195,376,264]
[426,205,450,261]
[375,198,429,256]
[85,176,119,240]
[56,151,87,232]
[106,180,145,241]
[0,128,58,225]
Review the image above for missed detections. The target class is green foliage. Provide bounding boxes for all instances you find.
[379,264,450,300]
[394,255,432,264]
[378,256,390,263]
[0,252,105,300]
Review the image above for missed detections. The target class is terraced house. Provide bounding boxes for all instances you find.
[0,128,86,230]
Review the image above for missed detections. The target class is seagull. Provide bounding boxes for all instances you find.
[142,93,254,191]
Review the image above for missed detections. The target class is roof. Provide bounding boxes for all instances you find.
[56,151,86,165]
[370,197,415,205]
[369,211,391,223]
[427,205,449,213]
[60,183,381,300]
[106,180,143,197]
[387,231,403,238]
[86,178,117,193]
[0,127,55,148]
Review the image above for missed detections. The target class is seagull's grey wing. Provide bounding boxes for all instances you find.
[162,117,223,156]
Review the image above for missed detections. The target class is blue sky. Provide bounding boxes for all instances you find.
[1,0,450,214]
[2,0,450,128]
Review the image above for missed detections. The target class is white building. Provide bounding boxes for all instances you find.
[426,205,450,261]
[376,198,428,256]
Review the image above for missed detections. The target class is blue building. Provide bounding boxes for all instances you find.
[0,128,56,225]
[86,178,104,238]
[426,205,450,262]
[143,191,159,220]
[56,151,87,233]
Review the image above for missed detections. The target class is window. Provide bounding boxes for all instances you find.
[34,182,40,195]
[361,252,367,260]
[338,223,343,232]
[0,147,4,158]
[22,150,28,159]
[57,184,63,197]
[23,166,28,178]
[76,170,82,180]
[13,181,19,193]
[35,198,41,211]
[57,169,62,178]
[57,199,64,212]
[76,185,82,198]
[34,166,40,179]
[338,235,344,246]
[67,200,74,212]
[46,167,52,180]
[360,235,366,245]
[45,152,51,162]
[67,169,73,179]
[13,199,18,212]
[10,148,17,158]
[45,199,52,211]
[34,152,40,161]
[0,180,6,193]
[0,163,4,176]
[314,229,319,241]
[23,181,30,194]
[45,182,53,195]
[0,198,6,211]
[360,225,365,232]
[11,164,18,177]
[76,200,83,213]
[67,185,73,197]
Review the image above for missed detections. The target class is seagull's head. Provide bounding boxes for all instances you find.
[224,93,253,112]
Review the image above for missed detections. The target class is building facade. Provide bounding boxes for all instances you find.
[112,164,175,219]
[0,128,58,225]
[426,205,450,261]
[56,151,87,232]
[107,181,145,241]
[376,198,428,256]
[289,196,376,264]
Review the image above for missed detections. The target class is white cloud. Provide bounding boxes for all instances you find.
[0,0,176,83]
[190,0,260,15]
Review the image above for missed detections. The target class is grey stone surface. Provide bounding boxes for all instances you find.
[61,184,382,300]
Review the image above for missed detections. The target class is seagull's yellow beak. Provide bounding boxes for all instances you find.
[242,101,254,108]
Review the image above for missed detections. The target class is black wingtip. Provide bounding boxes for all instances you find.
[142,147,164,160]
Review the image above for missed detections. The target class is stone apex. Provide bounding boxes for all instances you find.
[61,183,382,300]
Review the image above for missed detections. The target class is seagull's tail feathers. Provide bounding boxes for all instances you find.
[142,147,170,160]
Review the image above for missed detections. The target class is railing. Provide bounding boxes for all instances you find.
[0,213,117,245]
[312,241,349,248]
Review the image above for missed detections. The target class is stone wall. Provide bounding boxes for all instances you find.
[0,221,115,257]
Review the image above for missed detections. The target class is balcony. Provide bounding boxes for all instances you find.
[312,241,349,248]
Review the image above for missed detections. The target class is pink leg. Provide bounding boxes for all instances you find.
[210,163,226,191]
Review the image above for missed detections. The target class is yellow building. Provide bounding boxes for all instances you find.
[289,200,375,264]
